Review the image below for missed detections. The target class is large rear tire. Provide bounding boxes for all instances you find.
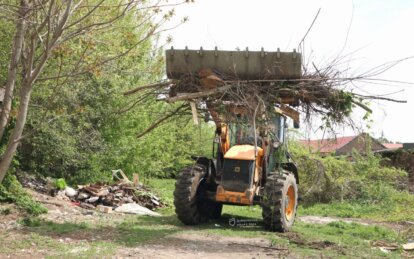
[173,164,222,225]
[261,171,298,232]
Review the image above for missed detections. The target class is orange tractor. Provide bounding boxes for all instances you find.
[167,48,301,231]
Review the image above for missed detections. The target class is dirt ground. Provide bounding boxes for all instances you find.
[1,189,411,258]
[0,190,291,259]
[114,233,290,259]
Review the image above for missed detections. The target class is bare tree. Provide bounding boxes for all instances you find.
[0,0,187,183]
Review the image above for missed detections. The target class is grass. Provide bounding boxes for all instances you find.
[147,178,408,258]
[299,199,414,222]
[3,178,412,258]
[294,221,406,258]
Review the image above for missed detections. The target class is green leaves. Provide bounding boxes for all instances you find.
[14,3,213,183]
[54,178,67,190]
[0,173,47,216]
[291,141,406,205]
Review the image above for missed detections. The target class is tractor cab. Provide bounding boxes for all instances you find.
[214,108,289,205]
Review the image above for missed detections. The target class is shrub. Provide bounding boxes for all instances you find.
[54,178,67,190]
[0,173,47,216]
[290,141,407,205]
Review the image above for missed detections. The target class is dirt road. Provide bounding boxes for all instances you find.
[1,189,411,258]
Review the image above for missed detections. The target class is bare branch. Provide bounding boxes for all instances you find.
[123,81,172,96]
[137,104,188,139]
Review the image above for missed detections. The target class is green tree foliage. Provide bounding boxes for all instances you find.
[0,18,13,86]
[12,6,212,183]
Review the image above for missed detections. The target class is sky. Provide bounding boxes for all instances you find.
[161,0,414,143]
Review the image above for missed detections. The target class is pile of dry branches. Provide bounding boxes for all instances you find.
[125,61,407,135]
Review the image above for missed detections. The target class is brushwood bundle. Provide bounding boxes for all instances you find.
[123,48,406,136]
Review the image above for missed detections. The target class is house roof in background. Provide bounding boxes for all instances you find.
[299,136,355,154]
[300,134,402,154]
[383,143,403,150]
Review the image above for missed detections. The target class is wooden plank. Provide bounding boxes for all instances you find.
[189,101,199,125]
[133,173,139,187]
[97,205,113,213]
[279,105,300,124]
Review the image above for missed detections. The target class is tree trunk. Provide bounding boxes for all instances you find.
[0,0,28,141]
[0,82,32,183]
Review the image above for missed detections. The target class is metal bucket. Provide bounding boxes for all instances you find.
[166,47,301,80]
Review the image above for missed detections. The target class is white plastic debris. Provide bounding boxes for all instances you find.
[77,192,90,200]
[379,247,390,254]
[114,203,160,216]
[65,186,78,197]
[151,198,160,206]
[86,196,99,203]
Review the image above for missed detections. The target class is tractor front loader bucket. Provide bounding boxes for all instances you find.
[166,47,302,80]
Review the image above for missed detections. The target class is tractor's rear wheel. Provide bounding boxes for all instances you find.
[173,164,222,225]
[261,171,298,232]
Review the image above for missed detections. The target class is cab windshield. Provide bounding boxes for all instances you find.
[227,113,284,147]
[228,119,255,147]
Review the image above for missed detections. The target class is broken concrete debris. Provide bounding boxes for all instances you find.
[66,179,162,214]
[17,169,162,215]
[96,205,113,214]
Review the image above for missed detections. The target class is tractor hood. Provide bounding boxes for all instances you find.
[224,145,263,161]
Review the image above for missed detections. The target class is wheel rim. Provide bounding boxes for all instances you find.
[285,185,296,221]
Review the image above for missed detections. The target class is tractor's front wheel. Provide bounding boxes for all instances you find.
[261,171,298,232]
[173,164,222,225]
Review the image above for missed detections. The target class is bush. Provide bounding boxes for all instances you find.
[54,178,67,190]
[0,173,47,216]
[290,141,407,205]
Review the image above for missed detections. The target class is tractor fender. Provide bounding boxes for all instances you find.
[279,162,299,184]
[190,156,216,179]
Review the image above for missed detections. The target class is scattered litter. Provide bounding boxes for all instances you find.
[372,240,399,252]
[151,198,160,206]
[96,205,113,214]
[133,173,139,187]
[86,196,99,203]
[55,190,71,201]
[70,201,80,206]
[77,192,90,200]
[64,186,78,197]
[16,169,163,216]
[112,169,130,183]
[379,247,390,254]
[16,171,51,194]
[79,203,95,210]
[114,203,160,216]
[72,180,162,211]
[214,224,220,227]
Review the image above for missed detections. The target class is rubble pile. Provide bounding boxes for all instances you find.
[72,180,162,211]
[17,170,163,214]
[16,171,51,194]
